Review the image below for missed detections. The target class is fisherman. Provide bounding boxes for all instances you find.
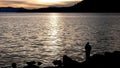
[85,42,92,60]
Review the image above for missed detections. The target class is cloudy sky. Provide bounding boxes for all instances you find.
[0,0,82,8]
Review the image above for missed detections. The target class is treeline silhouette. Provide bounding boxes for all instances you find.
[1,42,120,68]
[0,0,120,12]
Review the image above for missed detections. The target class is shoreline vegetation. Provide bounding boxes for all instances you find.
[0,0,120,12]
[1,42,120,68]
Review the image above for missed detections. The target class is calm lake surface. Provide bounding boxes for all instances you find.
[0,13,120,67]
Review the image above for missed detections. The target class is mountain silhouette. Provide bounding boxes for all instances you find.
[0,0,120,12]
[0,7,26,12]
[71,0,120,12]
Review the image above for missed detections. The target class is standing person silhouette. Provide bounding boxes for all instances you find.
[85,42,92,60]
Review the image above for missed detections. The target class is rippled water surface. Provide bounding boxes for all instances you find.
[0,13,120,67]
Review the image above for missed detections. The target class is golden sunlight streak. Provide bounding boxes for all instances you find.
[40,0,60,3]
[49,13,59,45]
[36,0,82,4]
[42,13,63,56]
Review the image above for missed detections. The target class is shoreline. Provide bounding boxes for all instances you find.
[1,49,120,68]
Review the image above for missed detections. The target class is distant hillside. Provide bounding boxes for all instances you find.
[0,7,26,12]
[0,0,120,12]
[71,0,120,12]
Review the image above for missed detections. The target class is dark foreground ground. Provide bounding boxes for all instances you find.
[2,43,120,68]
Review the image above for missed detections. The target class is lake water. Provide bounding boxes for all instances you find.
[0,13,120,67]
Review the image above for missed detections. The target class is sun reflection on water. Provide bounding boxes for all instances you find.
[48,13,60,45]
[43,13,63,58]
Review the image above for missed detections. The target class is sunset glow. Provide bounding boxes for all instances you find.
[0,0,82,8]
[40,0,61,3]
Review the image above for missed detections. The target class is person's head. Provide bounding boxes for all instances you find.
[87,42,89,45]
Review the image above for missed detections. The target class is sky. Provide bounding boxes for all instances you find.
[0,0,82,8]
